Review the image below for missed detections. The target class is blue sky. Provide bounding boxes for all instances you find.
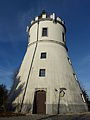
[0,0,90,97]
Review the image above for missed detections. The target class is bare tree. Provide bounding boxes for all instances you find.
[7,70,24,112]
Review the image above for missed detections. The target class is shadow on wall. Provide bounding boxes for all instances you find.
[32,91,37,114]
[6,73,25,112]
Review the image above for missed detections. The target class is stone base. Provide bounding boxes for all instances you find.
[10,103,88,114]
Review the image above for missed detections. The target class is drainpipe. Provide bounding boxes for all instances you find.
[55,88,66,114]
[19,20,39,112]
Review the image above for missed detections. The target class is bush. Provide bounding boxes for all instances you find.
[0,84,8,112]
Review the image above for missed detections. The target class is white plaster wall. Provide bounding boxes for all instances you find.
[14,19,88,113]
[18,42,86,110]
[28,20,65,44]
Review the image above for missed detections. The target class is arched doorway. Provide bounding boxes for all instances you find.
[33,90,46,114]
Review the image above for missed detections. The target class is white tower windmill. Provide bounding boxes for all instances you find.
[10,10,88,114]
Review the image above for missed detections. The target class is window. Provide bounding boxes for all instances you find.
[73,73,78,81]
[62,32,65,42]
[39,69,45,77]
[67,57,72,65]
[41,52,46,59]
[81,93,86,102]
[42,28,48,36]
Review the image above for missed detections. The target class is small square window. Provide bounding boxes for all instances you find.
[42,28,47,36]
[39,69,45,77]
[41,52,46,59]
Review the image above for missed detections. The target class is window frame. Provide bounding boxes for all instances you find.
[42,27,48,37]
[40,52,46,59]
[39,69,46,77]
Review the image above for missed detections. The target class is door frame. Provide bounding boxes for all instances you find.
[33,88,47,114]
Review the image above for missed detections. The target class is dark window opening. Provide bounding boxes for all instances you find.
[39,69,45,77]
[41,52,46,59]
[73,73,78,80]
[62,32,65,42]
[67,57,72,65]
[42,28,47,36]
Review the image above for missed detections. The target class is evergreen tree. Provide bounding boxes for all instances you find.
[82,88,90,111]
[0,84,8,112]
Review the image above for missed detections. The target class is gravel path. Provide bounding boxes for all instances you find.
[0,113,90,120]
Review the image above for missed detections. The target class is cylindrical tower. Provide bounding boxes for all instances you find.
[10,11,88,114]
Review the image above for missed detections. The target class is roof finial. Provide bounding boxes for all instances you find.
[42,10,46,15]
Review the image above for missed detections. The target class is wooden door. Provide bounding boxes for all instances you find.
[36,90,46,114]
